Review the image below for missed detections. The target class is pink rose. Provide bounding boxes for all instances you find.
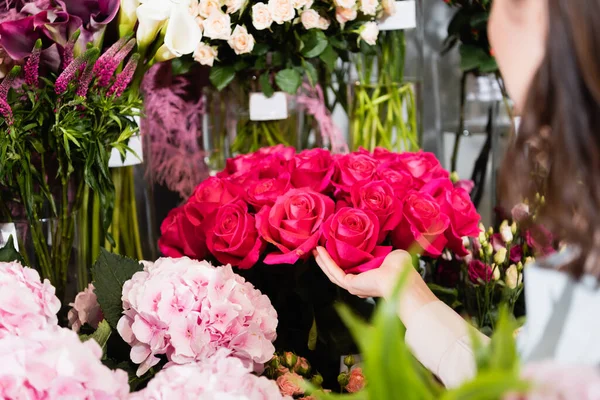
[276,372,304,397]
[257,189,334,265]
[392,191,450,257]
[396,151,449,185]
[158,207,186,258]
[158,203,210,260]
[291,148,335,193]
[468,260,493,284]
[375,164,415,200]
[321,207,392,274]
[346,367,366,393]
[422,179,481,256]
[454,179,475,194]
[332,153,380,194]
[257,144,296,159]
[371,147,397,162]
[350,180,402,242]
[206,201,265,269]
[246,172,292,210]
[223,146,295,176]
[510,245,524,263]
[190,177,239,215]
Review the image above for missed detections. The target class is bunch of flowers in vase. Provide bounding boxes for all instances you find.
[158,145,482,383]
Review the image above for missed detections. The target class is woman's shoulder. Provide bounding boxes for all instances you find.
[519,249,600,365]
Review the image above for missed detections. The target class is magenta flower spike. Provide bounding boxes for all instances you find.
[0,97,13,125]
[107,53,139,98]
[62,30,81,70]
[55,48,99,95]
[92,35,130,76]
[95,38,136,88]
[24,39,43,87]
[0,65,22,101]
[76,62,95,98]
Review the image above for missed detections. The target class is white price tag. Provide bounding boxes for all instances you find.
[378,0,416,31]
[249,92,288,121]
[0,223,19,251]
[108,134,144,168]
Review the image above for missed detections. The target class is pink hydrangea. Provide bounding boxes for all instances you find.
[130,349,289,400]
[68,283,103,333]
[0,261,60,338]
[504,362,600,400]
[117,257,278,377]
[0,327,130,399]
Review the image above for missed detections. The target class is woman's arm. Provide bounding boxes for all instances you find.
[314,247,489,388]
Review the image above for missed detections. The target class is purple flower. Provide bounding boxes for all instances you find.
[56,0,120,44]
[0,98,13,125]
[75,62,94,98]
[95,38,136,87]
[468,260,493,284]
[107,54,139,98]
[0,65,21,100]
[24,39,42,86]
[55,48,99,95]
[510,245,523,263]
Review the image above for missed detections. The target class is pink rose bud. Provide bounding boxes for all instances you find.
[294,357,311,376]
[282,352,298,369]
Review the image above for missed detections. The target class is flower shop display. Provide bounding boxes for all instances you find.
[158,145,481,382]
[0,25,141,302]
[425,200,556,334]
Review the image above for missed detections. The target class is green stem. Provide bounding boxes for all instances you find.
[129,167,144,260]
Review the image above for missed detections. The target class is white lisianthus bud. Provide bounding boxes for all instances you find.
[478,231,487,245]
[505,264,522,289]
[300,9,320,29]
[334,0,356,9]
[511,221,517,235]
[488,227,494,236]
[359,0,377,15]
[462,236,470,249]
[485,243,493,256]
[494,247,507,264]
[268,0,295,24]
[492,265,501,281]
[359,21,378,46]
[252,3,272,30]
[524,257,535,267]
[335,6,357,24]
[193,42,218,66]
[479,223,486,232]
[203,11,231,40]
[228,25,255,54]
[517,261,524,271]
[450,171,459,184]
[500,221,513,243]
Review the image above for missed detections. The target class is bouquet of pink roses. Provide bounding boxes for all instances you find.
[158,144,481,383]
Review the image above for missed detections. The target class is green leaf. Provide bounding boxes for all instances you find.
[80,320,112,356]
[0,236,25,264]
[209,65,236,91]
[252,42,270,56]
[234,59,250,72]
[92,249,143,329]
[275,69,302,94]
[271,51,284,67]
[319,45,338,71]
[303,61,318,86]
[259,73,275,98]
[301,30,328,58]
[170,58,195,76]
[307,316,318,351]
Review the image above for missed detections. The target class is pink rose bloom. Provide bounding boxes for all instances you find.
[346,367,366,393]
[206,200,266,269]
[504,361,600,400]
[291,148,335,193]
[0,261,60,338]
[375,164,415,201]
[132,349,288,399]
[350,180,402,242]
[468,260,493,284]
[332,153,381,194]
[395,151,449,186]
[222,146,295,177]
[117,257,278,377]
[189,176,240,215]
[158,203,209,260]
[0,327,129,399]
[321,207,392,274]
[68,283,103,333]
[370,147,398,162]
[276,372,304,397]
[257,189,334,265]
[246,172,293,209]
[392,192,450,257]
[454,179,475,194]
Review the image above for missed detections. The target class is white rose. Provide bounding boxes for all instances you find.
[268,0,295,24]
[228,25,255,55]
[252,2,272,30]
[226,0,245,14]
[381,0,395,16]
[292,0,312,9]
[300,9,320,29]
[334,0,356,10]
[203,11,231,40]
[198,0,222,18]
[188,0,200,16]
[360,21,378,45]
[194,42,218,66]
[317,16,330,29]
[335,6,356,24]
[360,0,377,16]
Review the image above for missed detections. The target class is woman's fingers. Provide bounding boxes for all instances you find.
[314,251,344,288]
[315,247,352,289]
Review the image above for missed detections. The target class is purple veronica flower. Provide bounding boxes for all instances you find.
[24,39,42,87]
[0,65,21,100]
[0,97,13,125]
[108,54,140,98]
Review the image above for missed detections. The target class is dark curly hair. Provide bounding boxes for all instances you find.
[500,0,600,278]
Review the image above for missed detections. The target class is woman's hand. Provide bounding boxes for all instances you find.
[313,246,414,299]
[313,246,438,327]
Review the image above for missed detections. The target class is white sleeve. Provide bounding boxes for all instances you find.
[404,301,490,388]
